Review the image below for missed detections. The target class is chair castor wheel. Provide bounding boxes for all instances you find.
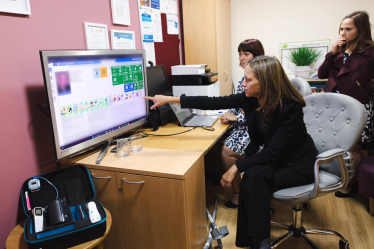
[339,239,349,249]
[270,208,275,217]
[303,202,311,209]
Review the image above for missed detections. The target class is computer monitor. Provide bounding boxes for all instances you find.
[40,49,148,160]
[146,65,172,96]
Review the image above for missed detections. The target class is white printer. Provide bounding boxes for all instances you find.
[171,64,220,97]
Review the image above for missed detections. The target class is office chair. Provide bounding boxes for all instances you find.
[290,77,312,97]
[270,93,367,249]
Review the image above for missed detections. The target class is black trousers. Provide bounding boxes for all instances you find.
[235,149,316,247]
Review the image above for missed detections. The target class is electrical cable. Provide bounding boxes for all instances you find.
[139,127,197,137]
[34,176,59,199]
[37,103,50,117]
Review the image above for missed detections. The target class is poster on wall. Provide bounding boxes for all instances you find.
[111,30,135,49]
[139,0,151,8]
[84,22,110,49]
[0,0,31,15]
[280,39,330,78]
[166,14,179,35]
[111,0,131,25]
[151,0,160,10]
[140,9,154,42]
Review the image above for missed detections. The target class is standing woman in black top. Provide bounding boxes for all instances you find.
[145,56,317,249]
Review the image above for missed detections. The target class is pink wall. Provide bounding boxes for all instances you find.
[0,0,141,246]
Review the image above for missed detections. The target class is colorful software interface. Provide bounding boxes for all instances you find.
[47,54,147,150]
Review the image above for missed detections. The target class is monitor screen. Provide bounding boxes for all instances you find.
[146,66,172,96]
[40,50,148,160]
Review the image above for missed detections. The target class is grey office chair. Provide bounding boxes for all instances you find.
[290,77,312,97]
[271,93,367,249]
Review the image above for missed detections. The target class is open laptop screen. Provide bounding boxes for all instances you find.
[169,103,193,125]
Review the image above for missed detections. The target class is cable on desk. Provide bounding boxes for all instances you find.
[138,127,197,137]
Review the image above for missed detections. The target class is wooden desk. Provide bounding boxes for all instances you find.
[140,121,230,154]
[61,121,230,249]
[6,208,112,249]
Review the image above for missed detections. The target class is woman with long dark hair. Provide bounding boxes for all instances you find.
[318,11,374,198]
[145,56,317,249]
[220,39,265,208]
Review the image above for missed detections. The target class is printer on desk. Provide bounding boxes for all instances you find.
[171,64,220,97]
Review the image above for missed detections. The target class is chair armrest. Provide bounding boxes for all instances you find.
[309,149,351,199]
[316,149,344,158]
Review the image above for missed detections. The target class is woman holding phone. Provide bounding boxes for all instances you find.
[146,56,317,249]
[318,11,374,198]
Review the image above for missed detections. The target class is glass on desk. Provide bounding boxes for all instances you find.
[130,134,143,152]
[117,139,131,158]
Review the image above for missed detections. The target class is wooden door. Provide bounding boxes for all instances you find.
[116,172,188,249]
[215,0,232,96]
[89,169,124,249]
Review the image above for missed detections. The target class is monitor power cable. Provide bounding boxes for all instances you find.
[138,127,197,137]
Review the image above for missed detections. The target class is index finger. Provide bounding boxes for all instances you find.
[143,96,154,101]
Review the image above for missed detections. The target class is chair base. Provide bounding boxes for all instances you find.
[270,205,350,249]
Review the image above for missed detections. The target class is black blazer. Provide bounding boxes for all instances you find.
[181,94,317,175]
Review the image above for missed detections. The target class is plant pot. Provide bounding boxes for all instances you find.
[295,66,311,79]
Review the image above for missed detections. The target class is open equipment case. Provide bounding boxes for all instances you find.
[20,165,107,249]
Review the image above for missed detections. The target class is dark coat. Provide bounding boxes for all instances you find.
[180,94,317,175]
[318,46,374,103]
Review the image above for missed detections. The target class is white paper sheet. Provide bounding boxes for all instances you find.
[111,0,131,25]
[111,30,135,49]
[168,0,177,14]
[152,11,163,42]
[143,41,156,65]
[166,14,179,35]
[160,0,169,13]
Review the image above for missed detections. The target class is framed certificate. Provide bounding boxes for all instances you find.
[111,30,136,49]
[111,0,131,25]
[0,0,31,15]
[84,22,110,49]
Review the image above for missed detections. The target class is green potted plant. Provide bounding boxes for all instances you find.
[286,47,322,79]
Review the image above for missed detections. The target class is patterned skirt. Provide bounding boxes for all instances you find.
[223,125,250,156]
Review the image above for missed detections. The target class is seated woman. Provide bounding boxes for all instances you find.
[145,56,317,249]
[220,39,265,208]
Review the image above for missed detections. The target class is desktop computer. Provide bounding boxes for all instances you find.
[40,49,149,161]
[146,65,176,127]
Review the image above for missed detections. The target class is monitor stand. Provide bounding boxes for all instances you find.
[95,140,112,164]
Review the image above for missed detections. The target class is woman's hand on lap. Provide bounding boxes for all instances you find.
[221,165,239,189]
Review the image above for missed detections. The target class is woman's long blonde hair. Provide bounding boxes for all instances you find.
[248,56,305,122]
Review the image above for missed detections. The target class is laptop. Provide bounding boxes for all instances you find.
[169,102,218,127]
